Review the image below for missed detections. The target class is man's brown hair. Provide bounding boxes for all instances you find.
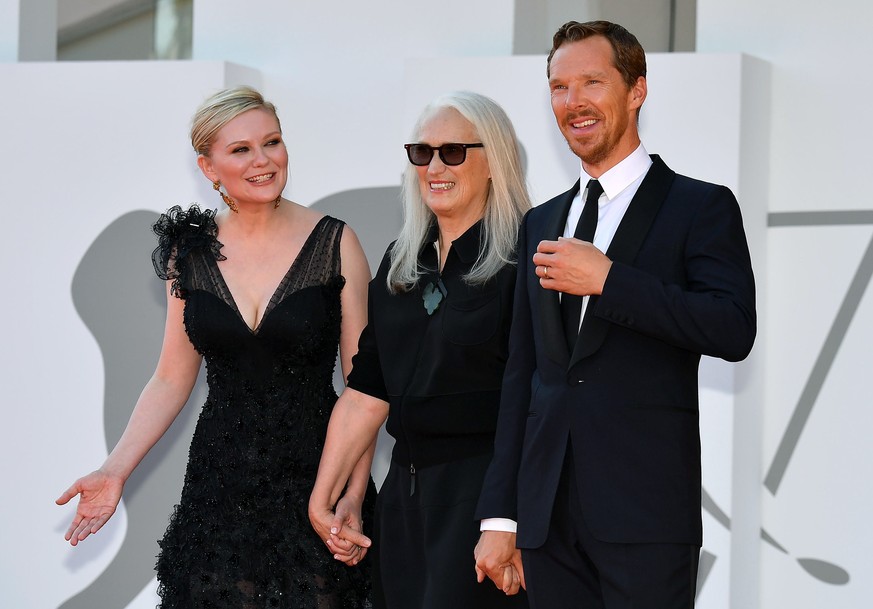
[547,20,647,88]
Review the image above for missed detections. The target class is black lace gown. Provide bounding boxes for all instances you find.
[151,206,374,609]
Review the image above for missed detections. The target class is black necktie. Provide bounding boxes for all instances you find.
[560,179,603,350]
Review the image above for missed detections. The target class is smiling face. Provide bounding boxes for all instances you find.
[414,107,491,227]
[548,36,646,177]
[197,108,288,207]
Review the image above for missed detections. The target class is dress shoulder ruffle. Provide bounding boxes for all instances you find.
[151,204,225,297]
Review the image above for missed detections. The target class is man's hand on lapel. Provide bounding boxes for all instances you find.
[534,237,613,296]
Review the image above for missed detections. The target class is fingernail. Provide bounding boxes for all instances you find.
[330,527,338,534]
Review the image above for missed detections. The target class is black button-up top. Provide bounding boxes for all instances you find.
[347,220,516,469]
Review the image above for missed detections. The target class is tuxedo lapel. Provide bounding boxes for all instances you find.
[569,156,676,367]
[540,180,580,365]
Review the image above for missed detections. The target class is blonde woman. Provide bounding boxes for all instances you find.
[58,86,376,608]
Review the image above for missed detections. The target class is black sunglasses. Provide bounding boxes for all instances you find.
[404,142,484,166]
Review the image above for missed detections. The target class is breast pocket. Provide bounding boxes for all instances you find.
[441,290,500,346]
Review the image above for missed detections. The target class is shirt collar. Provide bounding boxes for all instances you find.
[580,143,651,200]
[422,218,484,264]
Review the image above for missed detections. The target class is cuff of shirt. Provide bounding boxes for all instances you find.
[480,518,518,533]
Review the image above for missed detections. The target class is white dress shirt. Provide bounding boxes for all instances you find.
[563,143,652,327]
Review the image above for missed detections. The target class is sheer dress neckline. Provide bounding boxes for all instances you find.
[210,215,336,335]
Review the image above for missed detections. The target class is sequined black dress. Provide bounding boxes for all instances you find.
[151,205,374,609]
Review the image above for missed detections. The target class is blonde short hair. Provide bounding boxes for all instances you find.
[190,86,280,156]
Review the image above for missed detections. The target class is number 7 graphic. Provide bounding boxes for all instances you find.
[699,210,873,595]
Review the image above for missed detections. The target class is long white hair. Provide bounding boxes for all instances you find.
[387,91,531,292]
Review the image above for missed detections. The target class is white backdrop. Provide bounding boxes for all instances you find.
[1,54,765,609]
[3,1,872,608]
[698,1,873,607]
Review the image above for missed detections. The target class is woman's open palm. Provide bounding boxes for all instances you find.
[56,470,124,546]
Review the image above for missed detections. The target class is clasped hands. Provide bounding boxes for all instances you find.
[474,530,525,596]
[534,237,612,296]
[308,494,370,566]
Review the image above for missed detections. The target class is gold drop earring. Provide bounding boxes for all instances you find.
[213,181,238,213]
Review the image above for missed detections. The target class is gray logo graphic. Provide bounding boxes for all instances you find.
[694,210,873,594]
[760,210,872,585]
[62,210,205,609]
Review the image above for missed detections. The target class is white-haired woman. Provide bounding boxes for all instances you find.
[309,91,531,609]
[58,86,376,608]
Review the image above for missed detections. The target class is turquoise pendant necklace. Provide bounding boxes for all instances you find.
[423,277,447,315]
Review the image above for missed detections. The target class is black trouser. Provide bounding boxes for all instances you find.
[522,445,699,609]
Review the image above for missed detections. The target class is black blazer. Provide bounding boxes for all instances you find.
[475,155,756,548]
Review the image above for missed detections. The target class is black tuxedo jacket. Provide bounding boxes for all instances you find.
[475,155,756,548]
